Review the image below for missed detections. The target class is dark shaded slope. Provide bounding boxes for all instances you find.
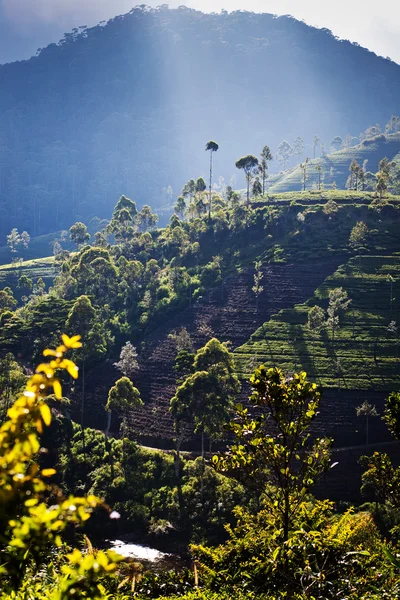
[1,7,400,240]
[127,258,343,447]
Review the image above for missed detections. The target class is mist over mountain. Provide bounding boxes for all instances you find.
[0,4,399,240]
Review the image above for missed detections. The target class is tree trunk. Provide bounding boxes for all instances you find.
[209,152,212,219]
[81,359,86,459]
[105,410,112,437]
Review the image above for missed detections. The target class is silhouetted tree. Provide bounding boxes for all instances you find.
[205,141,219,218]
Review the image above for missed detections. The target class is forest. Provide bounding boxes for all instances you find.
[1,4,400,599]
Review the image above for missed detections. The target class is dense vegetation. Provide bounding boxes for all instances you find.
[1,5,400,240]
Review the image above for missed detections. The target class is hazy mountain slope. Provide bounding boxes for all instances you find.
[1,6,400,242]
[268,133,400,193]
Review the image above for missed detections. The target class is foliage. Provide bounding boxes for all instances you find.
[0,334,122,596]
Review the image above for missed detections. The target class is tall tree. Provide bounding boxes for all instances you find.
[258,145,273,195]
[235,155,259,206]
[327,287,351,348]
[276,140,292,171]
[66,295,96,455]
[252,260,264,311]
[300,157,309,191]
[356,401,378,445]
[293,136,305,159]
[205,141,219,218]
[69,222,90,249]
[106,377,143,449]
[215,367,331,558]
[114,342,139,380]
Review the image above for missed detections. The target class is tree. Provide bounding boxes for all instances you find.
[215,367,331,554]
[308,305,325,365]
[356,401,378,445]
[313,135,320,159]
[174,196,186,219]
[316,164,322,190]
[0,288,17,313]
[383,391,400,440]
[327,287,351,347]
[252,177,262,198]
[300,157,309,191]
[135,205,158,232]
[205,141,219,218]
[66,295,96,454]
[170,338,240,455]
[195,177,207,193]
[6,228,30,258]
[259,145,273,195]
[349,160,361,190]
[276,140,292,171]
[252,260,263,311]
[330,136,343,152]
[69,222,90,248]
[293,136,304,159]
[17,275,33,293]
[114,341,139,379]
[106,377,143,443]
[235,154,259,206]
[349,221,368,271]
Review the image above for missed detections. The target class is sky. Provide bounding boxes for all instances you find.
[0,0,399,65]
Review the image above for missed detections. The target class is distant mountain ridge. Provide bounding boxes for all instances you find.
[0,5,400,241]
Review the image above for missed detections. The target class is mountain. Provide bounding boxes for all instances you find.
[1,5,400,242]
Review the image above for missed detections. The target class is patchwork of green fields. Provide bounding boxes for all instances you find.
[235,255,400,391]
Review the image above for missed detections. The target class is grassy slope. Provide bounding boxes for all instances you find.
[268,132,400,193]
[0,256,57,293]
[235,254,400,391]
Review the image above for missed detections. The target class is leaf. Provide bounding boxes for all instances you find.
[40,403,52,426]
[42,468,57,478]
[53,380,62,400]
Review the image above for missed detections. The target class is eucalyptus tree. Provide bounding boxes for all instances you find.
[106,377,143,459]
[259,145,273,195]
[69,222,90,249]
[300,157,309,191]
[308,305,325,365]
[205,140,219,218]
[235,154,259,205]
[252,260,264,311]
[356,400,378,445]
[276,140,292,171]
[327,287,351,348]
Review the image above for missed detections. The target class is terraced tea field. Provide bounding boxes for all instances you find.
[235,255,400,391]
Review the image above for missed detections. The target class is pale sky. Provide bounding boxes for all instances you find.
[0,1,399,64]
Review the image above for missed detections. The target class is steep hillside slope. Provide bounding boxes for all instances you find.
[124,258,343,446]
[1,6,400,241]
[268,133,400,193]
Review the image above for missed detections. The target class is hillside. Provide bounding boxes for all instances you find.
[1,6,400,242]
[268,132,400,193]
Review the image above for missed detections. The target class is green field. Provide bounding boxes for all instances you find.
[235,255,400,391]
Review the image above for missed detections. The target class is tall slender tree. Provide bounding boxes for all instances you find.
[205,141,219,218]
[258,145,273,195]
[313,135,320,159]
